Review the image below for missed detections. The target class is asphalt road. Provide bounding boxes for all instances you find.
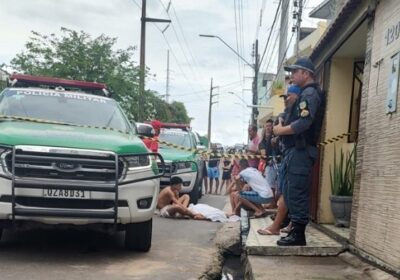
[0,194,227,280]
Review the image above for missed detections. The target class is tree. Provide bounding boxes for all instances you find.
[7,28,190,123]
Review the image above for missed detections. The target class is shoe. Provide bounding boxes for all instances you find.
[277,222,306,246]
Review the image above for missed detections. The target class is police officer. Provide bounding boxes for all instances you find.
[273,57,324,246]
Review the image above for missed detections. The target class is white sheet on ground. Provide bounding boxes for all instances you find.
[188,203,239,223]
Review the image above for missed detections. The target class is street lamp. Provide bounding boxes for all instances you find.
[228,91,249,106]
[234,102,252,113]
[199,34,254,69]
[199,34,259,126]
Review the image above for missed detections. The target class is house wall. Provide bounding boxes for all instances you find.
[351,0,400,272]
[319,57,354,223]
[299,21,328,52]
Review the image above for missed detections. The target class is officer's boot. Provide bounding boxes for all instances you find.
[277,222,306,246]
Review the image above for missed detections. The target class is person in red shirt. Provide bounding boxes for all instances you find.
[142,120,161,152]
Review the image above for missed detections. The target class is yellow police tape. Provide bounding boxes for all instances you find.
[317,131,356,147]
[141,135,275,160]
[0,115,129,134]
[0,115,355,160]
[141,130,357,161]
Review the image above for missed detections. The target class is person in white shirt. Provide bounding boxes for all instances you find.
[230,160,273,217]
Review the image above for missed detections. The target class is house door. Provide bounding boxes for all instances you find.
[309,60,331,222]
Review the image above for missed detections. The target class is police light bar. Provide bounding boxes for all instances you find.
[9,74,110,96]
[145,121,190,131]
[160,122,190,130]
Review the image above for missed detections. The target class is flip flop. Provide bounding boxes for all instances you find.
[254,211,269,218]
[257,228,280,235]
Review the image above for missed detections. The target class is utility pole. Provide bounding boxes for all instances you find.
[138,0,171,121]
[278,0,290,82]
[252,40,259,127]
[166,50,170,103]
[295,0,303,58]
[207,78,218,149]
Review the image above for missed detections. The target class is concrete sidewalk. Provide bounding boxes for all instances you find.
[242,215,397,280]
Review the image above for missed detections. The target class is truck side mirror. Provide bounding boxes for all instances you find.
[196,145,206,151]
[137,125,155,138]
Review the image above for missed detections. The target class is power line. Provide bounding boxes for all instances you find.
[170,3,207,83]
[172,80,244,97]
[259,0,282,65]
[261,0,294,73]
[131,0,141,9]
[130,1,203,101]
[234,0,244,83]
[157,0,201,85]
[255,0,267,41]
[260,28,279,72]
[258,32,295,101]
[159,31,204,101]
[239,0,245,68]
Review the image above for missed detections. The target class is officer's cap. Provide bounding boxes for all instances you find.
[284,57,315,74]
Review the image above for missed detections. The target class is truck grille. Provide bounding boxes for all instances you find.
[5,146,124,182]
[157,162,175,176]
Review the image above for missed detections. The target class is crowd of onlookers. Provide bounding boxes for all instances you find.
[202,118,282,214]
[156,57,323,246]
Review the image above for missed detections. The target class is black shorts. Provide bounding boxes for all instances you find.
[222,171,231,180]
[202,164,208,177]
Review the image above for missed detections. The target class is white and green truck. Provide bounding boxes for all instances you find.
[0,74,164,251]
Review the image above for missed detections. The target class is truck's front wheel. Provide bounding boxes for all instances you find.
[125,219,152,252]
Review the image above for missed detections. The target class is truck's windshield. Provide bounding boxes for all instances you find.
[159,130,193,149]
[0,88,129,131]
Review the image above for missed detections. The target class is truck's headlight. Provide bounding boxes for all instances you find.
[0,148,12,178]
[121,155,150,170]
[175,162,191,170]
[172,162,192,174]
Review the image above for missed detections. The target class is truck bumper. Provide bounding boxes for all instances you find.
[0,177,159,226]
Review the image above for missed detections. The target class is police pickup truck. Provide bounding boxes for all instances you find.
[0,74,164,251]
[156,123,205,204]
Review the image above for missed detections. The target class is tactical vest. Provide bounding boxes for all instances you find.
[281,83,325,150]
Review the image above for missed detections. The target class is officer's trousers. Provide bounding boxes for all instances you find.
[282,146,317,225]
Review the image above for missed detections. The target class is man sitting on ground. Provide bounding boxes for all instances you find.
[230,160,273,217]
[157,176,201,219]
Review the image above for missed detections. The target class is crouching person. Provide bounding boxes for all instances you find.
[230,160,273,217]
[157,176,198,219]
[238,166,273,218]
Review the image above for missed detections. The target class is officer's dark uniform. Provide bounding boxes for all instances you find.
[278,82,322,246]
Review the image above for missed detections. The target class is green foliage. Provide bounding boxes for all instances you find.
[330,145,356,196]
[272,80,284,89]
[7,28,190,123]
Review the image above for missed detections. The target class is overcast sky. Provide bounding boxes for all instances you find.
[0,0,322,146]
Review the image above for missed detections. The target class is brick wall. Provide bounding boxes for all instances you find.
[351,0,400,272]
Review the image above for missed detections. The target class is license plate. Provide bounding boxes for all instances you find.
[43,189,90,199]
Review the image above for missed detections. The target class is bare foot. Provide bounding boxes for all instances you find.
[263,203,277,209]
[257,228,280,235]
[254,210,268,218]
[193,214,205,220]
